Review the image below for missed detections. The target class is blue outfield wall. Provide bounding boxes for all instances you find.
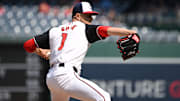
[71,63,180,101]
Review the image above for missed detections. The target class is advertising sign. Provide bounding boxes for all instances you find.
[79,64,180,101]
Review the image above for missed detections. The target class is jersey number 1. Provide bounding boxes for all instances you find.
[58,33,67,51]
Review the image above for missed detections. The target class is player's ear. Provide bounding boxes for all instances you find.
[73,13,81,21]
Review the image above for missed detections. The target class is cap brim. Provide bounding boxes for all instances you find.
[82,11,99,15]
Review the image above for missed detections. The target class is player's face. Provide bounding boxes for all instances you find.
[80,13,93,24]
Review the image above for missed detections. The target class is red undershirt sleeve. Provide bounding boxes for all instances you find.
[97,26,110,38]
[23,38,37,53]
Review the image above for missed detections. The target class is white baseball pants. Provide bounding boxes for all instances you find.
[46,63,111,101]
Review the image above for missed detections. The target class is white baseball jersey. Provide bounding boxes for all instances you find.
[34,21,106,72]
[34,21,111,101]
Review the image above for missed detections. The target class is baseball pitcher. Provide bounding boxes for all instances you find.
[24,1,140,101]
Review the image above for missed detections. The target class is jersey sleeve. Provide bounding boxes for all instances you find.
[85,24,109,43]
[34,29,50,49]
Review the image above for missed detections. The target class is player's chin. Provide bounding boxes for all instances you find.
[84,17,93,24]
[88,18,93,22]
[84,20,93,25]
[86,21,92,25]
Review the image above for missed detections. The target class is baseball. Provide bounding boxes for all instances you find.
[47,51,51,56]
